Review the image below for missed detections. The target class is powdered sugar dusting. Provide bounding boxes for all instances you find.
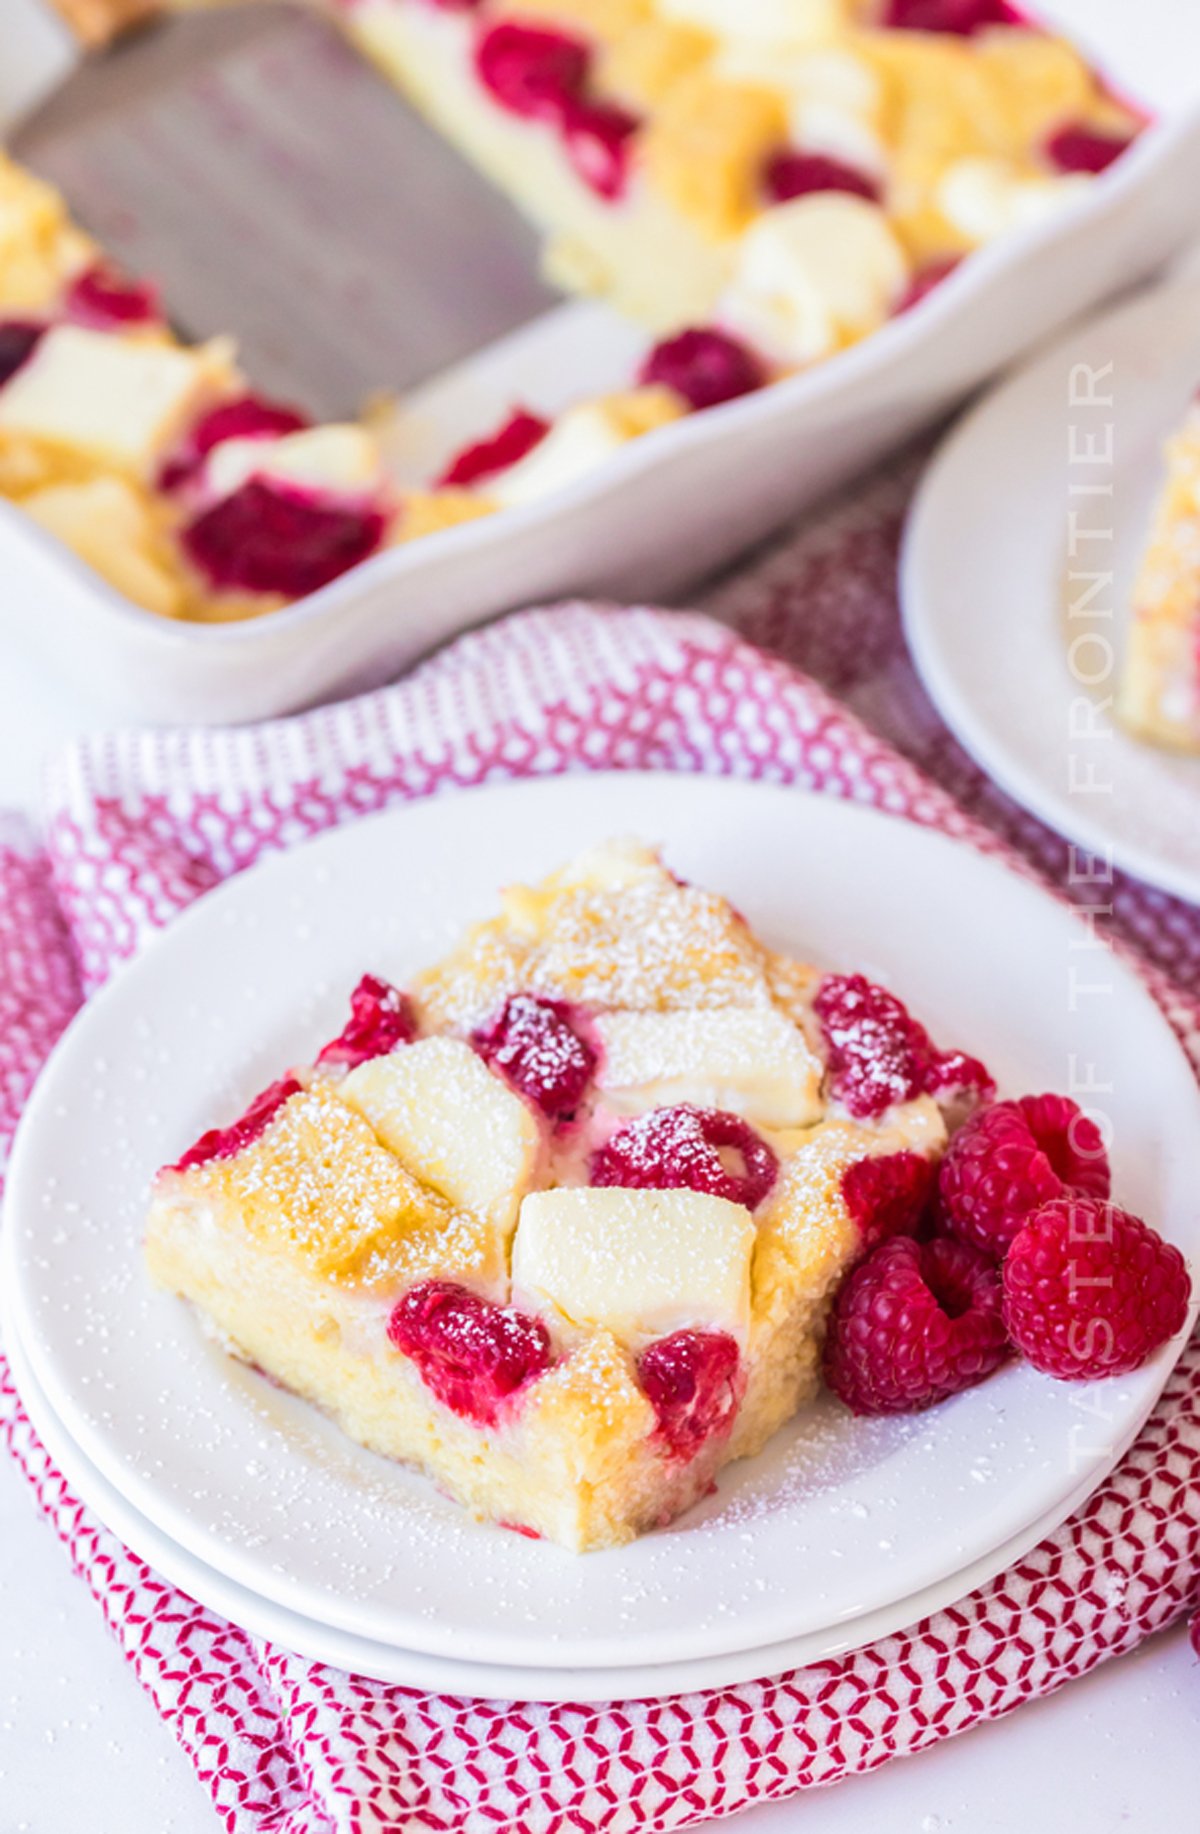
[534,873,772,1012]
[592,1103,778,1210]
[179,1084,483,1287]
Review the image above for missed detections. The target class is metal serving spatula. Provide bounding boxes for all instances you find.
[11,0,557,418]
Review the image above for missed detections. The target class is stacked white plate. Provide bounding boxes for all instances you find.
[5,775,1198,1701]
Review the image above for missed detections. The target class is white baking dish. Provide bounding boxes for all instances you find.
[3,0,1200,724]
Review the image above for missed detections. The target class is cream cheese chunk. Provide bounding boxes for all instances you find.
[0,325,234,476]
[936,157,1091,246]
[489,404,621,506]
[203,424,383,504]
[341,1037,540,1241]
[512,1185,755,1343]
[488,394,679,507]
[659,0,847,45]
[594,1006,824,1127]
[719,193,909,367]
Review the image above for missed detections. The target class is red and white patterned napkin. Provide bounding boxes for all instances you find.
[2,458,1199,1834]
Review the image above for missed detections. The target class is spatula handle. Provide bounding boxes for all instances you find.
[44,0,163,48]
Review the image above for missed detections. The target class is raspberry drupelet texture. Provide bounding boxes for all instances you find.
[316,974,416,1070]
[591,1104,778,1210]
[842,1150,935,1256]
[637,1329,741,1461]
[824,1234,1008,1415]
[939,1094,1111,1260]
[387,1279,552,1426]
[1002,1198,1191,1380]
[472,993,596,1122]
[814,972,993,1121]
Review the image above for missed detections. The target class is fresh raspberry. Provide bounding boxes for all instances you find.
[814,972,993,1121]
[1002,1199,1191,1380]
[65,261,161,330]
[474,21,589,123]
[824,1234,1008,1415]
[842,1150,934,1255]
[939,1094,1111,1259]
[924,1049,997,1114]
[437,409,549,488]
[160,393,310,492]
[182,478,386,598]
[638,327,765,411]
[939,1102,1060,1257]
[561,95,640,199]
[764,149,881,205]
[189,395,310,453]
[170,1075,301,1173]
[883,0,1024,33]
[1045,122,1136,175]
[895,257,961,313]
[1018,1094,1111,1197]
[387,1280,551,1426]
[591,1104,778,1209]
[0,323,43,388]
[637,1329,741,1460]
[316,974,415,1070]
[472,993,596,1121]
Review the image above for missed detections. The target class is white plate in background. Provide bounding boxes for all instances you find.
[2,2,1200,723]
[903,276,1200,903]
[6,775,1198,1671]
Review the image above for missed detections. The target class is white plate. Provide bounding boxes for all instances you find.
[6,774,1199,1672]
[3,2,1200,724]
[903,276,1200,904]
[1,1299,1146,1704]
